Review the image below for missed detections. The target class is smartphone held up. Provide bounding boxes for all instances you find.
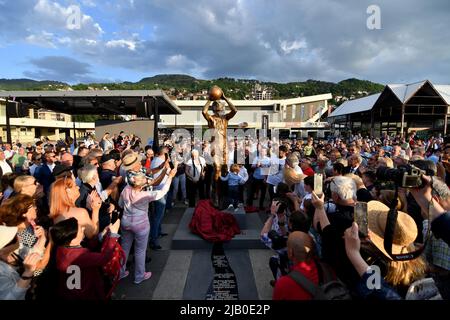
[354,202,369,238]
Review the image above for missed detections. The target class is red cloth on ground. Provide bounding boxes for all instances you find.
[272,260,319,300]
[189,200,241,242]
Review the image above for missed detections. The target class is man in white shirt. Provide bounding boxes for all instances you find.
[266,145,288,201]
[3,144,14,161]
[0,150,13,177]
[149,146,172,250]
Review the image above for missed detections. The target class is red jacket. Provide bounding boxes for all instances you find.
[55,234,118,300]
[273,260,319,300]
[189,200,240,242]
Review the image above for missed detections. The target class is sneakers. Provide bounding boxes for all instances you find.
[238,203,244,208]
[134,271,152,284]
[227,204,234,210]
[234,207,239,212]
[120,270,130,280]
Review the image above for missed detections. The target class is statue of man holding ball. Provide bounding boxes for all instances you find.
[202,86,237,207]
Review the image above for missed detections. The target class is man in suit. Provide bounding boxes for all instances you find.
[0,149,13,178]
[34,150,57,194]
[347,154,363,176]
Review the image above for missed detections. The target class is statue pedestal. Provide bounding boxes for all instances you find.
[222,206,247,229]
[172,207,265,250]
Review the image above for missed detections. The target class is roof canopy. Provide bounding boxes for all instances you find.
[329,80,449,118]
[0,90,181,115]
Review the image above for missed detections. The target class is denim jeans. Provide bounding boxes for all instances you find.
[120,213,150,282]
[150,195,167,246]
[172,174,187,201]
[228,185,240,208]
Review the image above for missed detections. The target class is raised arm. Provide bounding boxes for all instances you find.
[147,167,168,187]
[223,94,237,120]
[202,100,213,123]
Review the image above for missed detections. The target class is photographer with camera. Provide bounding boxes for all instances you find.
[262,194,313,284]
[261,199,289,282]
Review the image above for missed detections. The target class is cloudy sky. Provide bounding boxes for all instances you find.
[0,0,449,84]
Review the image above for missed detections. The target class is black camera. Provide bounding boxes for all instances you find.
[376,165,425,188]
[267,230,287,250]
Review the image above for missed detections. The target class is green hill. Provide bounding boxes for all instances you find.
[0,78,68,90]
[0,74,384,101]
[138,74,197,86]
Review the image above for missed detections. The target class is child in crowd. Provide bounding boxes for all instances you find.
[221,164,247,210]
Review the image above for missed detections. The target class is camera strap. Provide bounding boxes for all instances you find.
[383,186,430,261]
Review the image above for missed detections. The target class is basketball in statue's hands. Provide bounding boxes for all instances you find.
[209,86,223,101]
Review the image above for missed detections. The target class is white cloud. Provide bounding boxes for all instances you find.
[106,39,137,51]
[280,39,307,54]
[33,0,103,37]
[81,0,96,7]
[166,54,189,68]
[25,31,57,48]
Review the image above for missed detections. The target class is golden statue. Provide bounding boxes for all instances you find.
[202,86,237,206]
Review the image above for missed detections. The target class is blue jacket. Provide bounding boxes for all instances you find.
[33,164,55,195]
[220,172,245,186]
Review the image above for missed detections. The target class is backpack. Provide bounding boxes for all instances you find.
[288,261,351,300]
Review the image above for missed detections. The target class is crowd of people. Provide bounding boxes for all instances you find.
[0,129,450,300]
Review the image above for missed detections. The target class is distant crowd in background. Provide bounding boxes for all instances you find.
[0,129,450,300]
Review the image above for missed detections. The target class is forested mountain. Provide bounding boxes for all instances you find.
[0,74,384,103]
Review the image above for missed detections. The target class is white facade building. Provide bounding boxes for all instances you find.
[160,93,332,138]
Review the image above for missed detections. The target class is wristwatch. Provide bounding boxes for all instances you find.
[21,274,34,280]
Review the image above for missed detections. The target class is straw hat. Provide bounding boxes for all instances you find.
[283,167,306,187]
[122,152,142,170]
[367,201,417,260]
[0,225,18,250]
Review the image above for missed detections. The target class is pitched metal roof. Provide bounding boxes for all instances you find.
[387,81,426,103]
[434,85,450,104]
[329,80,450,118]
[329,93,381,117]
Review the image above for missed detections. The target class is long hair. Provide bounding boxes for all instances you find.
[0,194,35,226]
[49,178,76,219]
[385,253,427,288]
[363,242,427,288]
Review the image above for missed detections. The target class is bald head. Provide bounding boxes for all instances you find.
[287,231,314,263]
[61,152,73,166]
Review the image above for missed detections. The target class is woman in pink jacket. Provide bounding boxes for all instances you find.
[118,167,176,284]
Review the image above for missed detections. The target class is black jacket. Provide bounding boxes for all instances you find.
[75,183,111,233]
